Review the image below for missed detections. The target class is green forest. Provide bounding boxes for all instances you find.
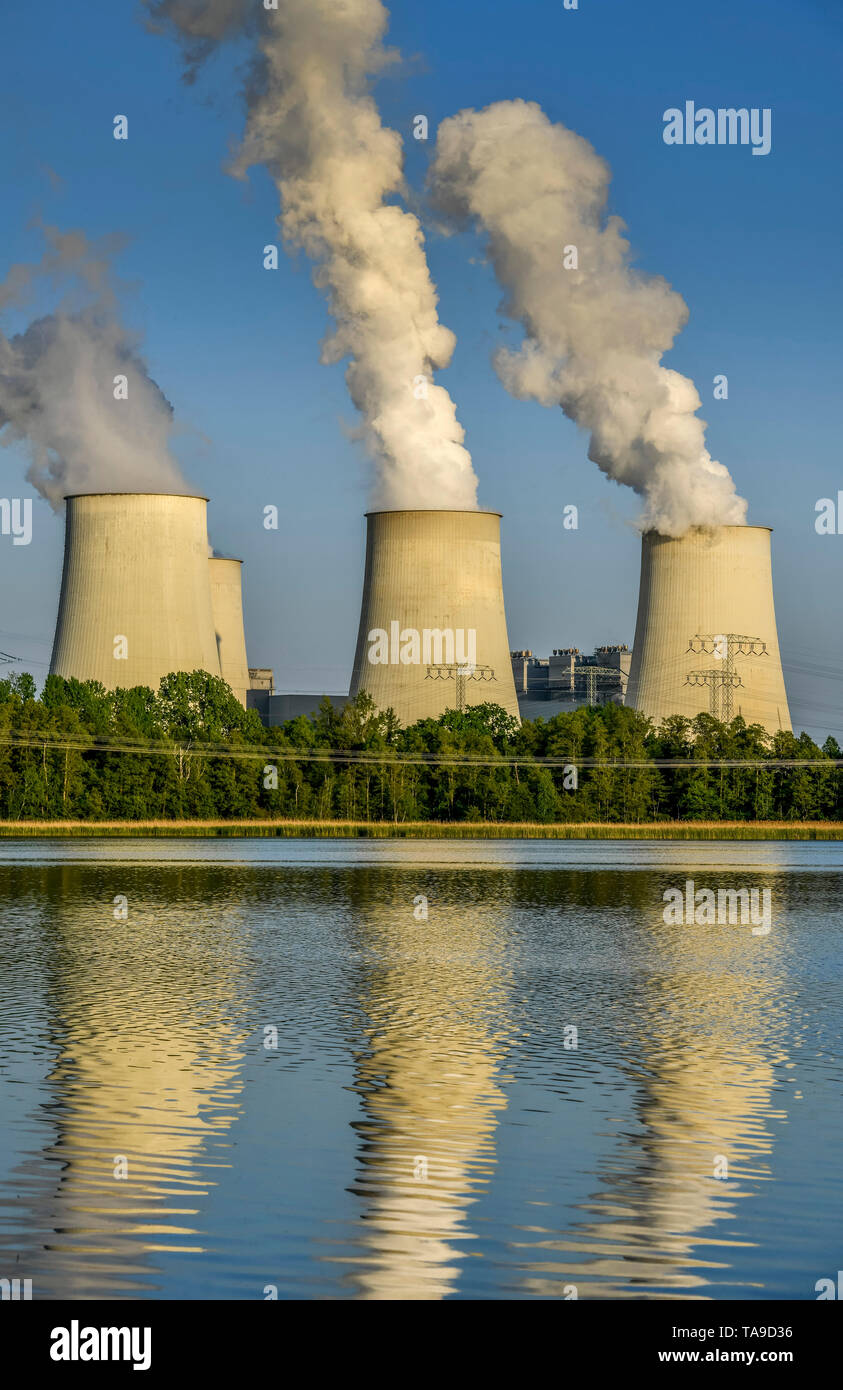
[0,670,840,823]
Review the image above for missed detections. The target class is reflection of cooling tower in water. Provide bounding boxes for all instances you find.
[12,866,248,1298]
[50,493,221,692]
[346,873,513,1299]
[522,869,788,1300]
[208,557,250,707]
[348,510,521,726]
[626,527,790,733]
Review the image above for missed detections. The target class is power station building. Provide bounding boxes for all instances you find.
[50,493,222,693]
[626,525,791,733]
[247,681,349,724]
[49,492,261,708]
[44,498,794,739]
[511,645,631,718]
[348,509,521,726]
[208,557,250,707]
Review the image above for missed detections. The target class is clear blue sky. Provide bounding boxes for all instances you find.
[1,0,841,737]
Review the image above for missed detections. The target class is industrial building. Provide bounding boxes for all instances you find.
[247,668,274,695]
[511,645,631,720]
[49,492,262,710]
[348,509,520,726]
[45,496,792,740]
[246,671,348,725]
[626,526,791,734]
[208,557,250,707]
[50,493,222,693]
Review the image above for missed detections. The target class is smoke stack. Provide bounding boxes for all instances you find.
[208,557,250,708]
[626,526,790,734]
[349,509,520,727]
[50,493,221,692]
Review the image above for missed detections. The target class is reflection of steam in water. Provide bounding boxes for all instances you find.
[519,864,790,1299]
[341,870,514,1299]
[0,847,809,1302]
[4,864,249,1298]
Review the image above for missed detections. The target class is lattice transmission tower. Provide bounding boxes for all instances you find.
[685,633,768,722]
[425,663,497,712]
[575,665,623,708]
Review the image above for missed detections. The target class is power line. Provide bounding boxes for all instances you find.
[0,732,839,770]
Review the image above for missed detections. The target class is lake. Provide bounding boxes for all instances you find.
[0,839,840,1300]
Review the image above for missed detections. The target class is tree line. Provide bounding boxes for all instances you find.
[0,670,840,823]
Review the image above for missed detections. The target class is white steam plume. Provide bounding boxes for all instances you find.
[144,0,478,510]
[0,225,187,509]
[429,100,747,536]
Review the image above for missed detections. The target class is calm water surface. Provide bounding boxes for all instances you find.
[0,838,841,1300]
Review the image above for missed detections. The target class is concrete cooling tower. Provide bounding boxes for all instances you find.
[626,526,790,733]
[50,493,221,693]
[349,509,520,726]
[208,557,250,707]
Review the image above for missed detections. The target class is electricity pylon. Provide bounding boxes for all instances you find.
[575,665,623,708]
[685,633,768,722]
[425,663,496,712]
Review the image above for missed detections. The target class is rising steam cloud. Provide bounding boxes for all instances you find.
[0,225,187,509]
[145,0,478,510]
[429,100,747,536]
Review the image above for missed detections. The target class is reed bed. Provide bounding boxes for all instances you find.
[1,819,842,840]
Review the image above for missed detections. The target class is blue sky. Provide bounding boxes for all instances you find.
[1,0,841,737]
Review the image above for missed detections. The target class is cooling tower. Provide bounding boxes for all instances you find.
[627,526,791,733]
[50,493,221,692]
[208,557,250,707]
[349,509,520,726]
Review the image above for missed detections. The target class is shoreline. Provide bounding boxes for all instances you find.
[0,819,842,840]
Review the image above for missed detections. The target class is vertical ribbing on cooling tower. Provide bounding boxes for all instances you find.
[626,525,791,733]
[208,557,250,708]
[348,509,520,726]
[50,493,221,692]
